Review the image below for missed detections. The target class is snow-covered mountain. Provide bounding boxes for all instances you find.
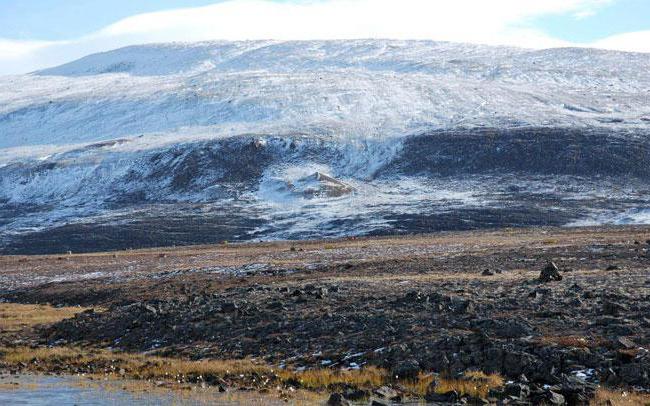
[1,40,649,253]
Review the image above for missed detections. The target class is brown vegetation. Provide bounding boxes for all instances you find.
[0,345,505,400]
[0,303,89,332]
[591,388,650,405]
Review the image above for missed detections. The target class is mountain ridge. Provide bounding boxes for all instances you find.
[1,40,649,253]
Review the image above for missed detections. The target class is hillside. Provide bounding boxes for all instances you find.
[1,40,649,253]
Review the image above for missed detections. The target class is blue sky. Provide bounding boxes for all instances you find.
[0,1,220,40]
[1,0,648,43]
[533,0,650,42]
[1,0,649,74]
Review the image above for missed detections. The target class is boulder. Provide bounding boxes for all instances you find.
[602,300,626,316]
[327,393,350,406]
[425,390,459,403]
[539,262,563,282]
[220,302,238,313]
[342,388,369,401]
[391,358,421,379]
[373,386,401,401]
[536,390,566,405]
[505,382,531,398]
[290,172,355,198]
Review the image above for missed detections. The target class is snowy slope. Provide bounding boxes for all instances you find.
[1,40,649,151]
[1,40,650,253]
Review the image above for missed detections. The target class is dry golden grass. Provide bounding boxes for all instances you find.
[591,388,650,406]
[0,346,272,381]
[0,345,504,400]
[436,371,504,398]
[283,366,388,390]
[0,303,88,332]
[401,372,436,396]
[401,370,504,398]
[1,346,384,391]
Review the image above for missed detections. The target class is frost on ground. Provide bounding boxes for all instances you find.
[1,40,649,253]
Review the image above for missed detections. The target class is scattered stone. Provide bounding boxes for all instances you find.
[342,388,368,401]
[448,296,474,314]
[465,396,491,405]
[539,262,563,282]
[538,391,566,405]
[391,358,420,379]
[373,386,400,402]
[602,300,627,316]
[425,390,459,403]
[402,290,425,303]
[220,302,238,313]
[617,336,637,349]
[327,393,350,406]
[505,382,531,398]
[582,290,596,299]
[568,283,583,292]
[473,318,534,338]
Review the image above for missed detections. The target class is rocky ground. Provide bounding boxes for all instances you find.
[1,226,650,405]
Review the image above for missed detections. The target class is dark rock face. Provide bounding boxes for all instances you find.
[387,127,650,178]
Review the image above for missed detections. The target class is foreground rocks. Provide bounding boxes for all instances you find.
[2,226,650,404]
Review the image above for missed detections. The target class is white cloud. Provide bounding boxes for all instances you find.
[592,30,650,53]
[0,0,641,75]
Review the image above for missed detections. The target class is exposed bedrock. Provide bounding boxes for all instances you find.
[386,127,650,178]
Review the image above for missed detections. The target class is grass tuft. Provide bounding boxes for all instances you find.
[0,304,89,332]
[0,345,505,399]
[401,370,503,398]
[434,371,504,399]
[283,366,387,390]
[591,388,650,405]
[401,372,436,396]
